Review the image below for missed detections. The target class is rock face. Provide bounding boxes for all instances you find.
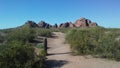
[38,21,46,28]
[89,22,98,27]
[59,22,69,28]
[25,21,38,27]
[69,22,75,28]
[74,18,97,27]
[59,22,75,28]
[38,21,52,28]
[75,18,88,27]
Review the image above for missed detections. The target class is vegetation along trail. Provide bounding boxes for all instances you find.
[45,32,120,68]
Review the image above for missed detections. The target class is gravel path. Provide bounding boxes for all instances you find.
[45,32,120,68]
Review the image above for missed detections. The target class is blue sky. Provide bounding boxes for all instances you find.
[0,0,120,29]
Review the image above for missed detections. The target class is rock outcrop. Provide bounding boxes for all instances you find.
[89,22,98,27]
[69,22,75,28]
[75,18,88,27]
[59,22,69,28]
[59,22,75,28]
[23,17,98,29]
[25,21,38,27]
[74,18,97,27]
[38,21,52,28]
[53,24,58,28]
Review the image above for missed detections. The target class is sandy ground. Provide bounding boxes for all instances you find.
[45,32,120,68]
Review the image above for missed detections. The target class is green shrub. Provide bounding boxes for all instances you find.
[66,27,120,61]
[94,33,120,60]
[58,28,71,33]
[0,40,44,68]
[6,27,35,44]
[36,43,44,49]
[39,49,46,59]
[66,29,95,55]
[0,26,49,68]
[35,28,52,37]
[0,44,34,68]
[0,34,4,43]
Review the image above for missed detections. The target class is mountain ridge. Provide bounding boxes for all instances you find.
[24,17,98,28]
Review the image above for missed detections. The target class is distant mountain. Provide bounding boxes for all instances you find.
[23,17,98,28]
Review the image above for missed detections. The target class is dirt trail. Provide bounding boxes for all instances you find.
[45,32,120,68]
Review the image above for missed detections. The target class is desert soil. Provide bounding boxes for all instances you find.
[45,32,120,68]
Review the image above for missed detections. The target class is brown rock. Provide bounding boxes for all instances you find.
[53,24,58,28]
[23,17,98,29]
[59,22,74,28]
[90,22,98,27]
[74,18,89,27]
[38,21,51,28]
[59,23,63,27]
[74,18,98,27]
[38,21,46,28]
[25,21,38,27]
[59,22,69,28]
[69,22,75,28]
[86,19,92,25]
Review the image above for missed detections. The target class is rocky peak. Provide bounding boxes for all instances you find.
[74,18,98,27]
[23,17,98,29]
[38,21,52,28]
[25,20,38,27]
[59,22,75,28]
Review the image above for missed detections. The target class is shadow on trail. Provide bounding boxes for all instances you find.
[44,60,68,68]
[51,35,58,39]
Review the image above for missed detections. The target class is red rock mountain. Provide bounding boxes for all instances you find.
[74,18,97,27]
[24,18,98,28]
[59,18,97,28]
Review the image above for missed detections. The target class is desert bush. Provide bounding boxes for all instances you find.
[0,26,50,68]
[39,49,46,59]
[36,43,44,49]
[0,41,34,68]
[66,29,95,54]
[0,40,44,68]
[35,28,52,37]
[6,26,35,44]
[0,34,4,43]
[94,32,120,60]
[66,27,120,60]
